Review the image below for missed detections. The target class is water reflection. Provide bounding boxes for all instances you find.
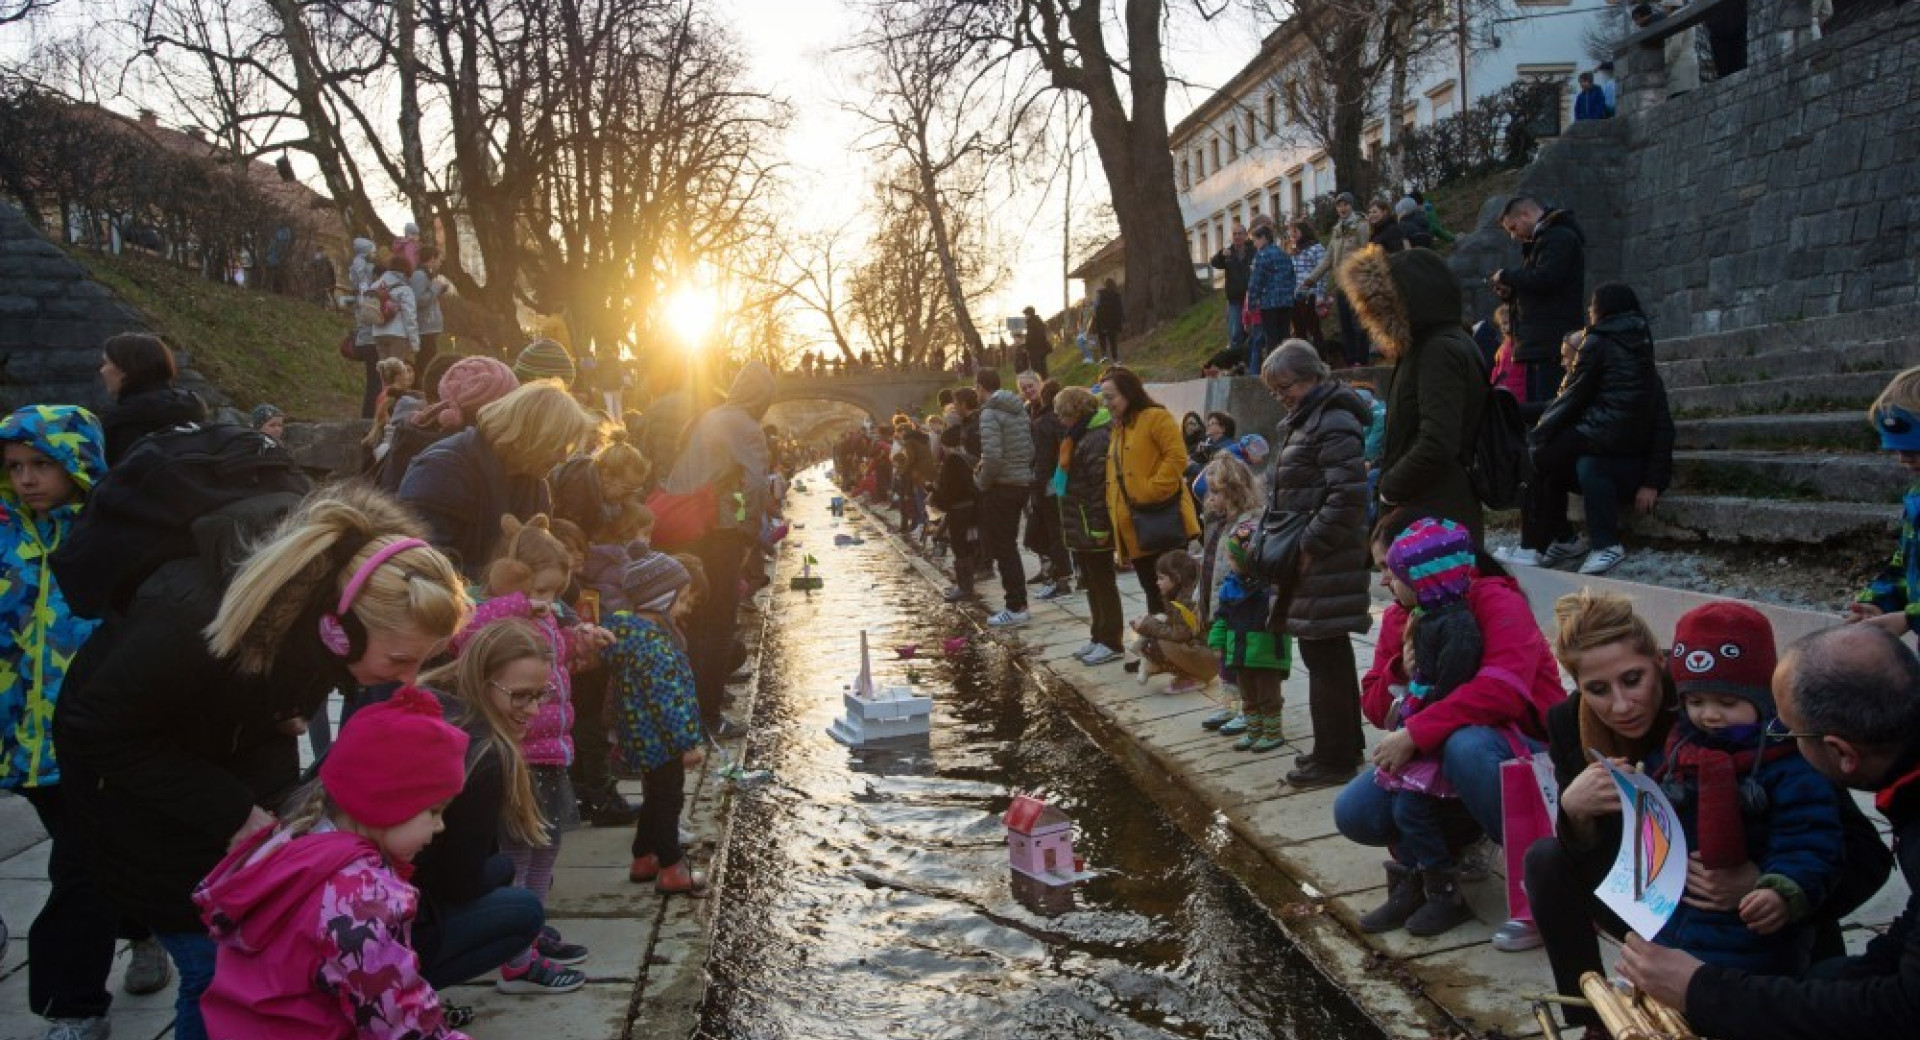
[694,469,1382,1040]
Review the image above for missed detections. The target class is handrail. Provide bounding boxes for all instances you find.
[1612,0,1736,55]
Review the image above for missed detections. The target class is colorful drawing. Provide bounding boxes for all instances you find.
[1594,752,1688,939]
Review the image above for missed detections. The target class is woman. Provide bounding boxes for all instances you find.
[398,380,596,579]
[1333,508,1565,941]
[97,333,208,465]
[1027,379,1073,598]
[1340,245,1488,539]
[1102,366,1200,616]
[373,356,519,495]
[1245,224,1295,371]
[1287,222,1328,355]
[1258,342,1373,788]
[56,484,472,1040]
[1186,410,1237,480]
[1053,386,1122,665]
[1526,590,1894,1035]
[410,246,449,373]
[368,253,420,361]
[1180,412,1206,463]
[1367,199,1409,253]
[1508,283,1675,576]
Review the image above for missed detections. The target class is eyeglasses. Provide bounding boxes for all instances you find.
[1763,716,1823,742]
[489,680,558,710]
[1266,378,1300,397]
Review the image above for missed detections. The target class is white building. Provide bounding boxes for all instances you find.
[1172,0,1613,270]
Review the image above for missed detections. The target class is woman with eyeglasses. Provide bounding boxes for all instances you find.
[1525,590,1892,1037]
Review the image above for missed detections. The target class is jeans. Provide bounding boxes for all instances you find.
[414,877,546,989]
[155,930,218,1040]
[1576,454,1646,551]
[1254,308,1292,371]
[1226,298,1248,357]
[1074,550,1124,650]
[1333,725,1528,860]
[23,785,130,1020]
[1297,636,1364,769]
[979,484,1030,612]
[632,758,687,868]
[686,531,749,726]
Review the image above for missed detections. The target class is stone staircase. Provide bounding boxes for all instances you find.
[1626,301,1920,545]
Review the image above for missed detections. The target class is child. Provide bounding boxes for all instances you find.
[1207,520,1292,752]
[193,687,472,1039]
[1195,455,1262,735]
[1487,305,1527,403]
[1849,366,1920,636]
[930,424,980,603]
[604,549,709,895]
[551,432,652,544]
[1359,517,1485,938]
[364,356,417,463]
[249,403,286,440]
[1129,552,1216,694]
[1651,602,1842,974]
[452,514,609,986]
[581,498,656,615]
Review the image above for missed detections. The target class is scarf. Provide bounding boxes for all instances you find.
[1053,412,1090,498]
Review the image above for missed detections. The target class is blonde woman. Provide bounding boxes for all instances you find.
[55,483,470,1040]
[399,379,599,578]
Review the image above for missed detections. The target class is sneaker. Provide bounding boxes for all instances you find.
[1218,713,1249,735]
[123,936,172,995]
[496,954,587,995]
[986,610,1031,628]
[1080,645,1124,666]
[1578,544,1627,575]
[1069,641,1100,661]
[44,1019,109,1040]
[1027,573,1051,585]
[1167,676,1208,694]
[1491,545,1541,567]
[1036,582,1074,601]
[535,926,590,966]
[679,824,698,846]
[1200,707,1236,730]
[942,586,974,603]
[1492,917,1544,952]
[1538,535,1590,569]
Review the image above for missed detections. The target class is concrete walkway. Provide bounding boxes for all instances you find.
[859,505,1911,1039]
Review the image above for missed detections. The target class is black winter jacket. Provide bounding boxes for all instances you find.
[103,382,209,466]
[1030,407,1066,486]
[1267,382,1374,638]
[1210,243,1255,302]
[1499,208,1587,362]
[54,515,353,933]
[1369,218,1408,253]
[1056,412,1113,553]
[397,427,551,579]
[1094,285,1125,332]
[1531,312,1677,490]
[549,453,620,540]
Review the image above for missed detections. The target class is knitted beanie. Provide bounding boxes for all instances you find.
[514,338,576,387]
[433,356,518,429]
[248,403,284,429]
[622,549,690,614]
[1668,601,1777,714]
[319,686,469,828]
[1385,518,1476,611]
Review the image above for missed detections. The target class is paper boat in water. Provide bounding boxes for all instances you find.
[827,631,932,746]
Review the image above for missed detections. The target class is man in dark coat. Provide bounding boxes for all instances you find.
[1020,307,1051,379]
[1621,624,1920,1039]
[1492,195,1587,404]
[1093,279,1125,362]
[1211,224,1256,362]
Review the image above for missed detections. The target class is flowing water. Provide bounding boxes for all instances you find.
[694,469,1384,1040]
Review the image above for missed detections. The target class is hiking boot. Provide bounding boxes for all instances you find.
[1286,756,1358,788]
[123,936,172,995]
[1405,866,1475,937]
[44,1019,110,1040]
[496,954,586,995]
[535,926,590,966]
[1538,535,1590,570]
[1358,862,1427,934]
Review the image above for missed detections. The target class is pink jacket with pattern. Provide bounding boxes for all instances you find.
[451,592,575,766]
[195,825,467,1040]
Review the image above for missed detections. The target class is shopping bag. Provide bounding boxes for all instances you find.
[1500,740,1559,922]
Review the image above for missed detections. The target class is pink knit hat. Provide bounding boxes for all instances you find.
[429,357,518,429]
[319,686,469,828]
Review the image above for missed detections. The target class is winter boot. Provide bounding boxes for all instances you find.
[1248,712,1285,753]
[1233,714,1268,752]
[1358,862,1427,934]
[1405,865,1475,938]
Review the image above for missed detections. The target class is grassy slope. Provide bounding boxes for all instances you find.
[70,248,363,418]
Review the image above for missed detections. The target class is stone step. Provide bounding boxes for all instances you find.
[1668,370,1898,415]
[1674,411,1878,451]
[1659,338,1919,389]
[1618,494,1897,545]
[1655,302,1920,362]
[1669,449,1907,503]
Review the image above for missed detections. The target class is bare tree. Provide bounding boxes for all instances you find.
[771,222,863,365]
[0,0,57,28]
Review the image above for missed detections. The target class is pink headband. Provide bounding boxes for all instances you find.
[337,538,431,617]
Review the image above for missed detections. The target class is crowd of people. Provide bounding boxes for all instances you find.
[827,232,1920,1038]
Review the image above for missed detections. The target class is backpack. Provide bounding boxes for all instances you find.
[51,423,313,619]
[354,283,399,326]
[1471,386,1532,511]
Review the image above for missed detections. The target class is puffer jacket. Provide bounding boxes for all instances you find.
[1266,382,1373,639]
[410,268,446,336]
[975,389,1034,489]
[346,238,377,292]
[1500,208,1587,361]
[1342,245,1488,538]
[368,269,419,349]
[102,382,207,466]
[1029,406,1065,489]
[451,593,575,767]
[0,405,105,790]
[1208,571,1291,673]
[1054,410,1113,552]
[397,427,552,579]
[1532,312,1676,490]
[1246,240,1296,312]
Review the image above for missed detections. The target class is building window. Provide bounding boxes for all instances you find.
[1401,104,1419,134]
[1195,147,1205,180]
[1182,158,1191,191]
[1427,80,1458,122]
[1265,94,1278,135]
[1228,126,1239,162]
[1212,138,1222,172]
[1245,111,1257,144]
[1285,81,1302,124]
[1199,226,1209,260]
[1292,180,1306,216]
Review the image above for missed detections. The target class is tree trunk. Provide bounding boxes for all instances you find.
[911,144,985,359]
[266,0,391,241]
[1329,25,1372,198]
[395,0,432,247]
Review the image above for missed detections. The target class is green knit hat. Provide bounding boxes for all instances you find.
[514,338,575,387]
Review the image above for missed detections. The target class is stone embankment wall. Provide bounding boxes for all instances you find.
[0,203,147,412]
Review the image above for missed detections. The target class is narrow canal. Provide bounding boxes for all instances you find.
[694,468,1385,1040]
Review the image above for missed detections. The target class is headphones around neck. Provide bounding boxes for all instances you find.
[320,537,430,658]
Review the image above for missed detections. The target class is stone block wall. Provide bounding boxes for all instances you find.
[1622,2,1919,338]
[0,203,146,412]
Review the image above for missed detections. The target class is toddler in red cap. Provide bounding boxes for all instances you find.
[1649,601,1844,975]
[193,686,472,1040]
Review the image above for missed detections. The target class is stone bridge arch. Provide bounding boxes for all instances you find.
[770,372,957,424]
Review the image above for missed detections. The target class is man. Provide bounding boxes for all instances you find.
[1621,624,1920,1037]
[1020,306,1051,379]
[1491,195,1587,404]
[1092,279,1125,363]
[1573,72,1612,121]
[1302,193,1371,366]
[1210,224,1255,361]
[972,369,1034,628]
[1019,372,1072,599]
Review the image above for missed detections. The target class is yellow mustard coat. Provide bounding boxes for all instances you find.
[1106,405,1202,560]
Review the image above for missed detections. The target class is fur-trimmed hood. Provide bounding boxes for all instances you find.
[1337,246,1465,360]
